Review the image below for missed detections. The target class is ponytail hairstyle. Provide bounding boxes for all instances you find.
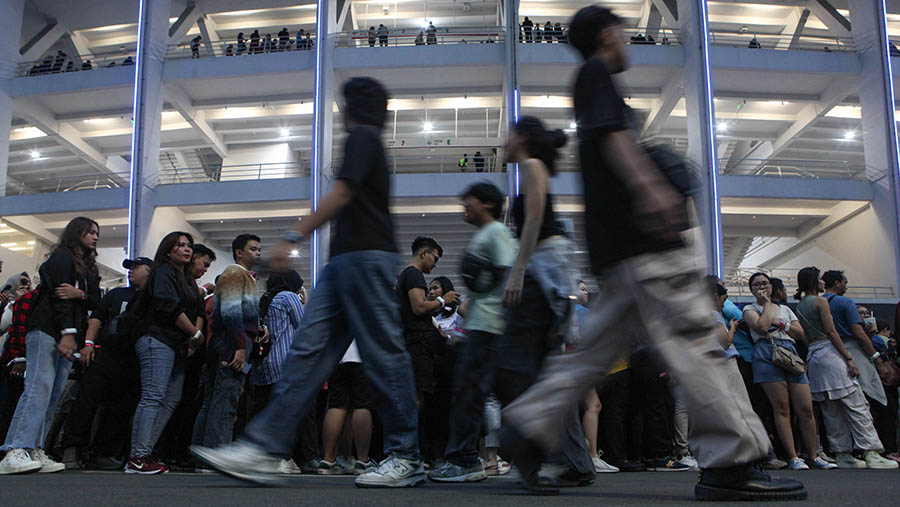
[795,266,821,300]
[513,116,567,176]
[54,216,99,278]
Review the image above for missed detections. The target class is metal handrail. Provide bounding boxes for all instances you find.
[723,267,894,299]
[335,26,505,47]
[718,158,879,181]
[166,34,316,60]
[157,161,308,184]
[16,49,136,77]
[708,30,855,52]
[517,25,680,45]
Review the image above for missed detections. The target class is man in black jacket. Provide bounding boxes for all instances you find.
[60,257,153,469]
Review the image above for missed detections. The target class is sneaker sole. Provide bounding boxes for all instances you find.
[317,469,345,475]
[190,446,283,486]
[866,463,899,470]
[355,473,427,488]
[594,468,620,473]
[38,464,66,473]
[124,466,167,475]
[647,467,692,472]
[0,462,42,475]
[428,470,488,482]
[695,484,808,501]
[837,463,867,469]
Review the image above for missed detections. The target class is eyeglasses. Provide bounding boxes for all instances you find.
[751,281,769,288]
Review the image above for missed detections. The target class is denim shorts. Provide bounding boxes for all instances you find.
[752,339,809,384]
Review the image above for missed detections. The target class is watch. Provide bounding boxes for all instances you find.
[870,351,881,362]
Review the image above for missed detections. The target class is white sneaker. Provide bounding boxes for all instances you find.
[864,451,899,470]
[676,454,699,471]
[835,452,867,469]
[278,458,303,474]
[816,450,836,464]
[0,448,41,475]
[190,441,283,485]
[810,457,837,470]
[787,457,809,470]
[354,456,426,488]
[31,449,65,473]
[592,455,619,473]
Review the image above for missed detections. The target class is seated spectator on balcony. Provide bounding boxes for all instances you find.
[368,26,376,47]
[544,21,554,42]
[81,60,92,70]
[630,33,646,44]
[107,61,116,68]
[555,22,566,44]
[52,50,66,73]
[416,30,425,46]
[426,21,437,45]
[65,61,74,72]
[522,17,533,42]
[225,45,233,56]
[39,57,52,74]
[237,32,246,55]
[296,29,307,50]
[250,30,261,54]
[305,33,313,50]
[190,35,202,59]
[748,36,761,49]
[378,24,389,47]
[278,27,290,51]
[534,25,543,43]
[474,151,485,173]
[123,57,134,66]
[646,34,656,44]
[27,64,40,76]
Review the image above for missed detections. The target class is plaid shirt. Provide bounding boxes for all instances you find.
[1,290,38,366]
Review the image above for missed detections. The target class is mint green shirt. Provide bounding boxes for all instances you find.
[462,220,518,335]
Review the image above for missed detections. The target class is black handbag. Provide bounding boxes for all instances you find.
[642,143,701,197]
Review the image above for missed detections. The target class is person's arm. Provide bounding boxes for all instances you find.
[816,297,858,377]
[0,304,13,334]
[79,318,101,367]
[744,303,778,334]
[408,287,444,315]
[457,298,469,318]
[503,160,547,308]
[151,267,201,337]
[41,254,79,358]
[787,319,806,344]
[216,267,254,370]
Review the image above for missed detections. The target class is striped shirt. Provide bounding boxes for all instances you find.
[251,290,304,386]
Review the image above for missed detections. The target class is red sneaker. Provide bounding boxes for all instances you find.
[125,456,168,475]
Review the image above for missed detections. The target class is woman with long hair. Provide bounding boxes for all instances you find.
[126,231,204,474]
[743,272,825,470]
[0,217,100,474]
[795,267,897,469]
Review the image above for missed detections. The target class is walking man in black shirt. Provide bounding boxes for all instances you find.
[193,77,427,489]
[500,6,806,501]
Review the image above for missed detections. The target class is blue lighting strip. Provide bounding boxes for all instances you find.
[879,0,900,183]
[126,0,147,261]
[513,87,520,196]
[698,0,723,277]
[310,0,327,288]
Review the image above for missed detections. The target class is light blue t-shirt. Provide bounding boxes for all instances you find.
[462,220,518,335]
[723,299,752,362]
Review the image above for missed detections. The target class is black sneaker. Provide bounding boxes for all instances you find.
[646,457,692,472]
[555,467,595,487]
[611,459,647,472]
[85,454,124,471]
[695,463,807,501]
[521,471,560,496]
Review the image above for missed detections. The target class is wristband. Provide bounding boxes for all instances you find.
[61,328,78,337]
[85,340,95,347]
[193,329,203,340]
[436,296,445,306]
[870,351,881,362]
[280,229,303,244]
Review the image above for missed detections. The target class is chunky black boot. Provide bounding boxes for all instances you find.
[695,462,806,501]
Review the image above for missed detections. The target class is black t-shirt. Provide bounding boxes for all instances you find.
[396,266,437,342]
[91,286,136,348]
[574,58,684,272]
[330,125,396,256]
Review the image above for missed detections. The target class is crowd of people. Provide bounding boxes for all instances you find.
[3,6,899,502]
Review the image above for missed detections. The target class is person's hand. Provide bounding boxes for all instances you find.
[79,344,95,367]
[57,334,76,360]
[55,283,83,300]
[226,348,246,371]
[729,318,739,333]
[0,292,10,308]
[876,360,890,382]
[632,180,685,242]
[846,359,859,378]
[754,289,770,306]
[502,269,525,308]
[255,325,270,344]
[299,287,307,305]
[9,362,25,379]
[443,290,460,306]
[14,285,28,299]
[266,240,294,274]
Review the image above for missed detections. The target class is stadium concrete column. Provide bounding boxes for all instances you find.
[677,0,722,276]
[311,0,336,286]
[0,0,25,197]
[848,0,900,291]
[127,0,170,258]
[503,0,520,198]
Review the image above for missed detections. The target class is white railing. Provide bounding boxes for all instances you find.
[723,267,894,300]
[708,30,855,52]
[166,34,316,60]
[17,49,136,77]
[335,26,504,47]
[719,158,878,181]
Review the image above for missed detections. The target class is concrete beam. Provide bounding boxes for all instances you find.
[197,15,221,57]
[13,97,129,183]
[723,236,753,269]
[0,188,129,216]
[19,22,67,62]
[164,82,228,157]
[776,7,809,50]
[168,2,201,43]
[808,0,851,37]
[650,0,678,26]
[642,73,683,136]
[760,201,870,267]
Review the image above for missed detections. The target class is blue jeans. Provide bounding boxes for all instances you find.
[243,250,420,459]
[192,362,243,448]
[1,330,71,450]
[131,336,185,457]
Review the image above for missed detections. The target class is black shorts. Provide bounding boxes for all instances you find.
[406,340,435,396]
[327,362,373,410]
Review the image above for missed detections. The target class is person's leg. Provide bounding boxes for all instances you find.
[631,350,674,460]
[247,383,273,421]
[321,408,348,462]
[760,382,797,460]
[867,390,897,454]
[819,399,852,453]
[442,331,494,466]
[147,357,185,452]
[2,330,68,451]
[191,360,214,446]
[672,393,689,459]
[292,398,320,465]
[241,261,352,457]
[840,388,885,452]
[786,383,818,459]
[199,364,243,448]
[352,409,373,462]
[130,336,175,458]
[582,388,601,458]
[339,251,419,460]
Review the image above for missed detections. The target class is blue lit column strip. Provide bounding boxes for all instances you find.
[697,0,723,277]
[504,0,520,198]
[127,0,148,259]
[311,0,328,288]
[876,0,900,287]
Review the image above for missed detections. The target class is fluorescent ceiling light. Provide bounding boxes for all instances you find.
[422,121,434,133]
[280,128,290,137]
[30,150,40,159]
[716,122,728,133]
[843,130,856,140]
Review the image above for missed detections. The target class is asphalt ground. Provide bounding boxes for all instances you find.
[1,468,898,506]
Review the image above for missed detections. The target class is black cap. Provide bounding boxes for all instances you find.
[123,257,154,269]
